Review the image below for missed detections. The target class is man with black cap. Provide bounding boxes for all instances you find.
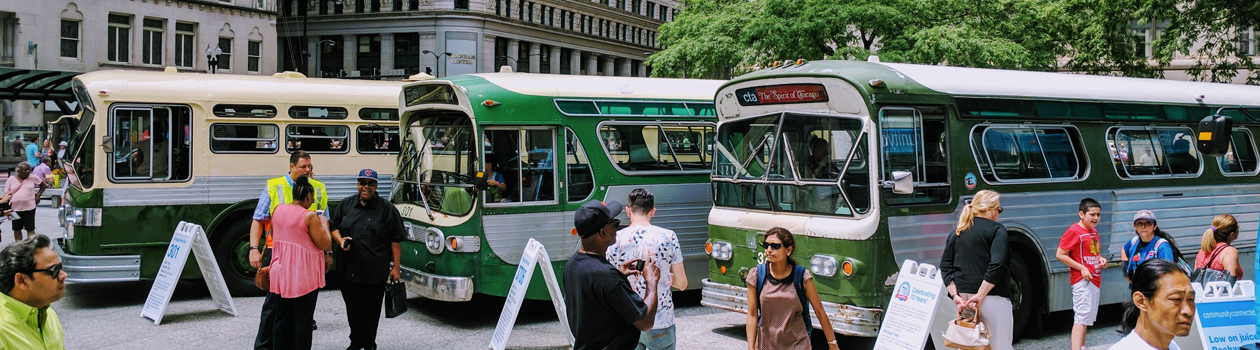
[330,169,406,350]
[564,200,661,350]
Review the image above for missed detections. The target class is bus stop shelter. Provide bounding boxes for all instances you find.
[0,67,80,114]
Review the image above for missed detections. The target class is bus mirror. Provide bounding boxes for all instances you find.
[473,171,488,190]
[1197,115,1233,156]
[100,135,113,153]
[890,171,913,194]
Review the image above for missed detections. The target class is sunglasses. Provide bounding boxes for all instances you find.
[358,180,378,186]
[606,218,621,228]
[28,263,62,277]
[997,207,1004,214]
[763,242,786,250]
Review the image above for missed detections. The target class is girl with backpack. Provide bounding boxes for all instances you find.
[744,227,838,350]
[938,189,1014,350]
[1119,210,1187,334]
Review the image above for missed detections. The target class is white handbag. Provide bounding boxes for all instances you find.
[943,306,991,350]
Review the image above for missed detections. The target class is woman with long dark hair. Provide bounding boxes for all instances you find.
[1114,259,1194,349]
[1122,210,1186,283]
[744,227,838,350]
[269,176,332,350]
[939,189,1013,350]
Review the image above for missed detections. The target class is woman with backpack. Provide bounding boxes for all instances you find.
[1119,210,1187,334]
[744,227,838,350]
[1193,214,1243,280]
[938,189,1014,350]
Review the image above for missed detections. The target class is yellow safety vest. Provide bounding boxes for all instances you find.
[263,175,328,247]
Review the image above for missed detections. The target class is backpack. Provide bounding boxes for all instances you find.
[755,263,812,336]
[1124,236,1191,276]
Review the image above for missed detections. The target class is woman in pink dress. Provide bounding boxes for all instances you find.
[269,176,332,350]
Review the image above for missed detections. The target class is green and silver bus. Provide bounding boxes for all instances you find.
[393,74,722,301]
[56,70,401,295]
[701,59,1260,339]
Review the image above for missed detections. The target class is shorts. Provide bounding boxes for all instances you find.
[635,325,676,350]
[1071,280,1100,325]
[11,209,35,233]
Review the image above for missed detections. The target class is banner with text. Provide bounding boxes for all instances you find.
[1177,281,1256,350]
[874,260,949,350]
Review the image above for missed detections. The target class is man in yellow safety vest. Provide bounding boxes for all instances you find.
[249,150,327,350]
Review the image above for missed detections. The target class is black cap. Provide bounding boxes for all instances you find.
[574,200,623,238]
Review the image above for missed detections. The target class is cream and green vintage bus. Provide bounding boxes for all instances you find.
[701,59,1260,340]
[393,73,722,301]
[57,69,400,295]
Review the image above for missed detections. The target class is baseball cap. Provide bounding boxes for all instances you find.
[573,200,624,238]
[357,169,379,181]
[59,141,67,146]
[1133,210,1157,223]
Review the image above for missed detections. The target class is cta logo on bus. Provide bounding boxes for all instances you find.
[735,84,829,106]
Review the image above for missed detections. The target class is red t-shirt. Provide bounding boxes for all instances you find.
[1059,223,1105,287]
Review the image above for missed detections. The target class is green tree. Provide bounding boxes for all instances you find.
[1147,0,1260,84]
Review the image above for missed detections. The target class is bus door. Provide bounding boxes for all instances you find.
[480,126,573,259]
[107,104,192,182]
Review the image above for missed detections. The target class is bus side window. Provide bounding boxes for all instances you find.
[485,128,556,204]
[879,107,950,205]
[565,128,594,202]
[1108,127,1200,178]
[1219,128,1260,176]
[110,105,192,182]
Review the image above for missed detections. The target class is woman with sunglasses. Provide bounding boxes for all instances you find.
[744,227,838,350]
[1120,210,1187,334]
[939,189,1014,350]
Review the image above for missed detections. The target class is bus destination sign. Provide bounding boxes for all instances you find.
[405,84,460,107]
[735,84,829,106]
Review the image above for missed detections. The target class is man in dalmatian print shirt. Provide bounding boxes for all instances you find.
[607,188,687,350]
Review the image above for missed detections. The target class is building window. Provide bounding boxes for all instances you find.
[632,0,641,14]
[370,0,380,12]
[455,0,469,10]
[60,19,80,59]
[527,2,534,22]
[518,0,525,20]
[0,12,14,65]
[248,40,261,73]
[616,0,625,10]
[393,0,402,11]
[318,35,344,77]
[659,7,666,21]
[394,33,420,74]
[174,23,196,68]
[409,0,418,11]
[142,18,164,65]
[357,34,382,76]
[218,37,233,71]
[646,2,655,18]
[108,14,132,63]
[1238,28,1257,57]
[355,0,365,13]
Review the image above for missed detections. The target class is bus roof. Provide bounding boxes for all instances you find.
[724,60,1260,108]
[75,70,401,108]
[445,73,724,100]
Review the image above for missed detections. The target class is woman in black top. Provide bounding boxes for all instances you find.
[939,189,1013,350]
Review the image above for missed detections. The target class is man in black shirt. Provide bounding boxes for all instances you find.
[330,169,406,350]
[564,200,661,350]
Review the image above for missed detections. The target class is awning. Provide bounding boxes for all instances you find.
[0,68,81,114]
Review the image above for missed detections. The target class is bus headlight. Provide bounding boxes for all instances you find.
[810,254,839,277]
[424,227,445,255]
[709,241,733,261]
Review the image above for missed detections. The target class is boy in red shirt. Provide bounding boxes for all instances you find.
[1056,198,1106,350]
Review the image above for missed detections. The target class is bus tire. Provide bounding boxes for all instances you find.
[1009,252,1038,340]
[212,217,266,297]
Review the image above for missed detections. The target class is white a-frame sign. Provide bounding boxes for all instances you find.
[488,238,573,350]
[140,221,238,325]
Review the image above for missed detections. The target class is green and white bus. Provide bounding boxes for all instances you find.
[393,74,722,301]
[700,59,1260,339]
[56,69,401,295]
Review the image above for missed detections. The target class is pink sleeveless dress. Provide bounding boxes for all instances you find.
[269,203,326,298]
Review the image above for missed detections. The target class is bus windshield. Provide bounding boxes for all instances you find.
[713,113,871,216]
[394,112,478,216]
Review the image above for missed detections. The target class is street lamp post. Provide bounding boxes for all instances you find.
[422,50,453,77]
[313,39,336,77]
[496,54,542,72]
[301,0,342,75]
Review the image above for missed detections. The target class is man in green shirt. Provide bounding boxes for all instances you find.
[0,235,66,350]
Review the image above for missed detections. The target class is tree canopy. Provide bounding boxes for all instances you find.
[647,0,1259,84]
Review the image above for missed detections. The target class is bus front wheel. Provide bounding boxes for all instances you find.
[212,217,267,297]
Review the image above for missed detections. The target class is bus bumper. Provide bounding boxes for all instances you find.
[700,278,884,337]
[399,266,473,302]
[52,239,141,283]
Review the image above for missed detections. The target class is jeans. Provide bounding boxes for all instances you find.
[635,325,676,350]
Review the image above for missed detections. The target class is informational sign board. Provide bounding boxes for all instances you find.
[1176,280,1256,350]
[488,238,572,350]
[874,260,950,350]
[140,221,237,325]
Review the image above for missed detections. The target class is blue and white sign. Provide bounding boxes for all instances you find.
[140,222,237,325]
[1177,281,1256,350]
[874,260,949,350]
[488,238,572,350]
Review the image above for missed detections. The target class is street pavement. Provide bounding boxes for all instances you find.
[23,203,1133,350]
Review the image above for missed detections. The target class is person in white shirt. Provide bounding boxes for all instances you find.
[1112,258,1194,350]
[1138,148,1156,166]
[606,188,687,350]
